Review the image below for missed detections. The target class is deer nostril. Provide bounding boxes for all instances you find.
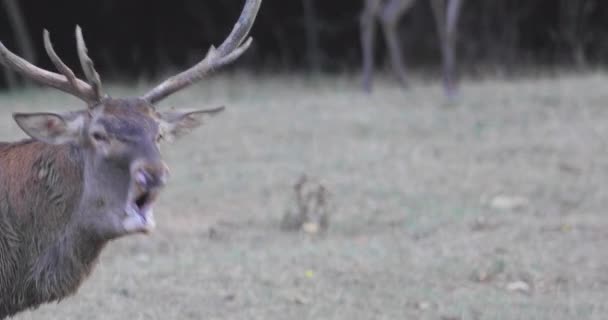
[135,167,168,189]
[135,169,154,188]
[135,170,147,187]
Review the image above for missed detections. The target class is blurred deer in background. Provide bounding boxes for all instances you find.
[0,0,261,318]
[360,0,463,98]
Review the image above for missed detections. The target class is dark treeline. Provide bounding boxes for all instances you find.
[0,0,606,87]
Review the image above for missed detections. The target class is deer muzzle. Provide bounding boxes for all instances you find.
[123,161,170,234]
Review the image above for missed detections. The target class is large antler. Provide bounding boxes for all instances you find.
[0,26,103,105]
[142,0,262,104]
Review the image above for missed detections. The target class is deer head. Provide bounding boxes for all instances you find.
[0,0,261,239]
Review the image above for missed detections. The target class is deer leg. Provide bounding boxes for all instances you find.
[380,0,415,88]
[380,19,408,87]
[444,0,462,98]
[432,0,463,99]
[360,1,379,92]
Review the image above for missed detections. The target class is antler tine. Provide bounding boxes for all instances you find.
[43,30,80,94]
[216,0,261,56]
[75,26,104,101]
[0,34,97,103]
[142,0,262,104]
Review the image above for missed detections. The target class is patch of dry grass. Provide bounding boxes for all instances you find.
[3,72,608,319]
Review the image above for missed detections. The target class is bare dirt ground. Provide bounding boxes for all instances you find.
[2,72,608,319]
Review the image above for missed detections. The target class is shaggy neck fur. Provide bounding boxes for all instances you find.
[0,140,111,319]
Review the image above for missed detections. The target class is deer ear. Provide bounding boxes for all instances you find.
[158,106,225,141]
[13,111,87,145]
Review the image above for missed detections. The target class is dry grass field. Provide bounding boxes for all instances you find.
[2,72,608,319]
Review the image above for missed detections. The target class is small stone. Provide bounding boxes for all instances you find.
[489,195,529,210]
[302,222,320,234]
[416,301,432,310]
[506,281,531,293]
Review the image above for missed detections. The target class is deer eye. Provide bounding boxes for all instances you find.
[156,134,163,143]
[91,131,109,142]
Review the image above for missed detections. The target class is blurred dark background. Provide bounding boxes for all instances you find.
[1,0,607,88]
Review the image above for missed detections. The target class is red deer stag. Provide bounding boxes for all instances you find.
[360,0,463,98]
[0,0,261,317]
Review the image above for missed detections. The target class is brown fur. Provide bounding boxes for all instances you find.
[0,140,106,318]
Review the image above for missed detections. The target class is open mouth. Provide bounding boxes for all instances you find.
[135,191,153,213]
[124,188,159,233]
